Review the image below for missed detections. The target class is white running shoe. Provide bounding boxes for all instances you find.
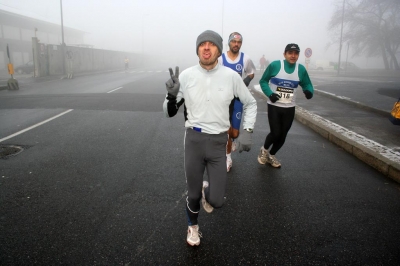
[231,141,237,152]
[202,181,214,213]
[258,146,269,165]
[187,225,202,246]
[267,154,281,168]
[226,155,233,172]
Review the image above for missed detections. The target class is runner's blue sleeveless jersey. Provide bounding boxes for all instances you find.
[222,52,244,77]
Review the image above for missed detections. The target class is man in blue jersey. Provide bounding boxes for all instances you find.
[258,43,314,168]
[219,32,256,172]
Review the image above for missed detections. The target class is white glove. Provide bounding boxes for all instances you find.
[236,130,252,153]
[165,66,180,97]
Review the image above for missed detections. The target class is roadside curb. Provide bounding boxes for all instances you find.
[252,85,400,184]
[295,107,400,183]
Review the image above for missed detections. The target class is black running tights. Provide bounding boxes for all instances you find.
[263,104,295,155]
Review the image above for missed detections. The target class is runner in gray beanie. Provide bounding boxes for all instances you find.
[196,30,223,55]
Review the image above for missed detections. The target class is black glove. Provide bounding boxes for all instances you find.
[176,98,185,108]
[166,93,177,100]
[304,90,313,99]
[269,93,281,103]
[243,76,252,87]
[166,96,184,117]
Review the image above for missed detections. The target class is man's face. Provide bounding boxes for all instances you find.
[229,38,242,54]
[284,50,299,64]
[198,41,220,67]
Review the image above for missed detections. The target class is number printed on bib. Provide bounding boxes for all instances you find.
[276,87,294,103]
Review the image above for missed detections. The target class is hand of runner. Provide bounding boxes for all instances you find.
[236,130,252,153]
[269,93,281,103]
[304,90,313,99]
[243,76,251,87]
[165,66,180,97]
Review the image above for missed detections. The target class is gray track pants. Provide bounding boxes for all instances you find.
[184,128,228,225]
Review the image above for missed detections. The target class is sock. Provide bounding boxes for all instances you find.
[261,146,267,152]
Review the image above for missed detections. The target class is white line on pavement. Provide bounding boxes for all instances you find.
[0,109,74,143]
[107,87,123,93]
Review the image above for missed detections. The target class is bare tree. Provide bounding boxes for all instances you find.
[328,0,400,70]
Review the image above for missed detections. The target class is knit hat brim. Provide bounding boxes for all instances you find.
[196,30,223,55]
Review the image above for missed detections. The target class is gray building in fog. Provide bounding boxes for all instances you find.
[0,8,86,75]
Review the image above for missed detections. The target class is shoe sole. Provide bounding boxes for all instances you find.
[187,240,200,246]
[202,183,214,213]
[202,199,214,213]
[269,162,281,168]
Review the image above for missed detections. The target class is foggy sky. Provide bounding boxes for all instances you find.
[0,0,383,68]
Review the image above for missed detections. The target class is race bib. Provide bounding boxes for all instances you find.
[276,87,294,103]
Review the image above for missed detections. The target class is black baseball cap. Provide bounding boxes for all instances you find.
[285,43,300,52]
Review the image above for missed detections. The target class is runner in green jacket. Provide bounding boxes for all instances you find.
[258,43,314,168]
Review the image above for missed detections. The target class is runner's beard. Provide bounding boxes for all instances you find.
[229,45,240,54]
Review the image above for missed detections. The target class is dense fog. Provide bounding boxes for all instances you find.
[1,0,396,70]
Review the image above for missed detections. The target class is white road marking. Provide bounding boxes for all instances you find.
[0,109,74,143]
[107,87,123,93]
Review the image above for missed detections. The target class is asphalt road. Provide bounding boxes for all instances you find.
[1,68,400,265]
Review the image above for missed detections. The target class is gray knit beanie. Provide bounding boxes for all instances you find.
[196,30,223,55]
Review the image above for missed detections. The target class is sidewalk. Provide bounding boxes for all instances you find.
[253,84,400,184]
[0,68,120,90]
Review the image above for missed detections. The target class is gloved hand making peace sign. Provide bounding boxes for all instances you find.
[165,66,180,99]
